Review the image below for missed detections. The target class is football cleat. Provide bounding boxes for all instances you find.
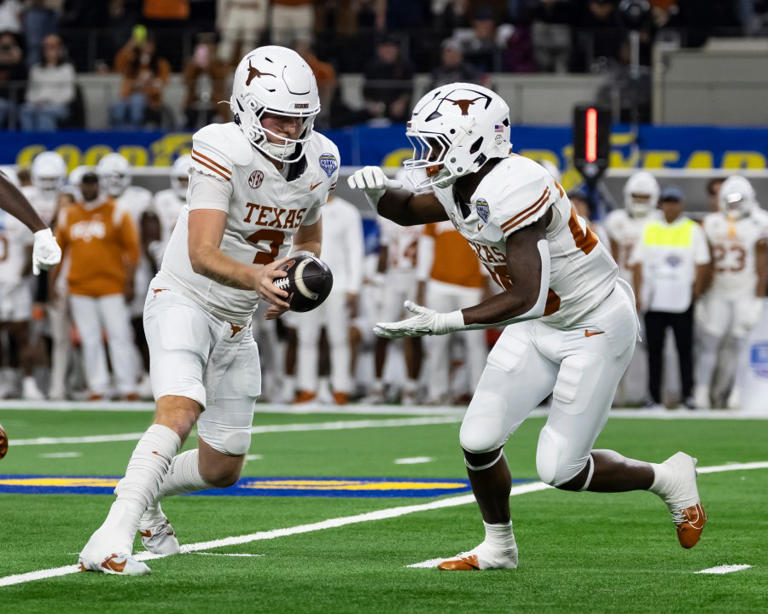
[657,452,707,548]
[79,553,150,576]
[140,518,180,555]
[437,541,518,571]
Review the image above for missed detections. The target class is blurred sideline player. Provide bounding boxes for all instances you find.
[55,172,140,399]
[417,220,488,404]
[295,194,363,404]
[97,153,156,393]
[371,199,424,403]
[349,83,706,570]
[0,168,62,397]
[695,175,768,409]
[79,45,340,575]
[150,155,191,265]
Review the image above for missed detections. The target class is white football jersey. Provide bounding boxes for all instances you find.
[152,188,185,244]
[21,185,58,226]
[604,208,660,280]
[379,216,422,273]
[432,155,618,329]
[0,209,33,284]
[158,122,340,324]
[703,209,768,297]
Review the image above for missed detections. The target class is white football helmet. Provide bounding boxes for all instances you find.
[170,154,191,200]
[96,153,131,197]
[623,171,659,218]
[718,175,757,220]
[229,46,320,163]
[31,151,66,193]
[404,83,511,190]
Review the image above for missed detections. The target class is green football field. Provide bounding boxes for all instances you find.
[0,405,766,613]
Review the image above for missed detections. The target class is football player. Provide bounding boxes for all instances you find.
[97,153,156,393]
[149,155,191,268]
[79,46,339,575]
[348,83,706,570]
[695,175,768,409]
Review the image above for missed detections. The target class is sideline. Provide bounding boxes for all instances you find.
[1,461,767,588]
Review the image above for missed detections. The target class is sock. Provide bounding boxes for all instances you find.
[648,462,671,498]
[404,378,418,394]
[372,378,384,393]
[141,449,212,527]
[483,520,516,551]
[104,424,181,545]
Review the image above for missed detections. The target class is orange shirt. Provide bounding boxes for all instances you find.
[143,0,190,19]
[424,221,485,289]
[56,198,140,297]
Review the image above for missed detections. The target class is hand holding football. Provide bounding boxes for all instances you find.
[273,252,333,312]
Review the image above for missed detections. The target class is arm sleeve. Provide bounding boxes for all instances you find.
[187,169,232,213]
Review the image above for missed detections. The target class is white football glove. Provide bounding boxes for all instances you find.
[373,300,465,338]
[32,228,62,275]
[346,166,402,210]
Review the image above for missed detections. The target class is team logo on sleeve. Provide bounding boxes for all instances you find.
[248,170,264,189]
[475,198,490,223]
[319,153,338,177]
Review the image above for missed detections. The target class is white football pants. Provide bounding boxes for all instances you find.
[460,284,637,487]
[47,291,71,398]
[69,293,136,396]
[424,280,487,402]
[296,290,351,394]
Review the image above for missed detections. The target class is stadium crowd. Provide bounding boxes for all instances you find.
[0,1,767,129]
[1,150,765,410]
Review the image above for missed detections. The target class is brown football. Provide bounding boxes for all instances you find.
[0,423,7,460]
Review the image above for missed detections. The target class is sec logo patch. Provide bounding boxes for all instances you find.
[248,170,264,189]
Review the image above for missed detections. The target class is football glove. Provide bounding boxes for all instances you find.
[32,228,62,275]
[373,300,465,338]
[346,166,402,211]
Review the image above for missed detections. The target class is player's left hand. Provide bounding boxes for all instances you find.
[264,304,290,320]
[32,228,61,275]
[373,300,464,338]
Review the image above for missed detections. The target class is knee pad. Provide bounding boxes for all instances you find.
[535,425,589,487]
[459,390,508,454]
[197,424,251,456]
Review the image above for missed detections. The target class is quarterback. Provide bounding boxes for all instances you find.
[349,83,706,570]
[79,46,340,575]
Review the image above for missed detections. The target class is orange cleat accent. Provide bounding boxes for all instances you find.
[675,502,707,548]
[438,554,481,571]
[332,391,348,405]
[293,390,316,404]
[123,392,140,401]
[101,555,127,573]
[86,393,104,401]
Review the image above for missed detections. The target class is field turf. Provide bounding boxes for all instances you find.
[0,407,765,613]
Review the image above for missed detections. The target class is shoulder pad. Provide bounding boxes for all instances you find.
[192,123,252,180]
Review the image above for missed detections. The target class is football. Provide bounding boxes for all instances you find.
[0,423,8,460]
[274,252,333,312]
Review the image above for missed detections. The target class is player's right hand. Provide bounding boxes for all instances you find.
[346,166,402,210]
[253,256,291,309]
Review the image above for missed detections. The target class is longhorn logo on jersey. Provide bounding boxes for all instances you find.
[248,170,264,189]
[70,220,106,242]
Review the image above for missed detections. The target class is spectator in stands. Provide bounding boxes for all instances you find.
[19,34,75,131]
[22,0,59,67]
[294,37,337,129]
[429,38,483,89]
[54,171,140,400]
[182,32,229,129]
[216,0,267,66]
[0,0,22,33]
[270,0,315,47]
[630,185,711,409]
[528,0,575,72]
[571,0,624,72]
[453,7,512,72]
[0,30,25,127]
[362,35,414,123]
[110,25,171,129]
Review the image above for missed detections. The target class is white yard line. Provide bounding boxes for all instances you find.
[695,564,752,575]
[2,460,767,588]
[394,457,434,465]
[190,553,264,558]
[10,417,461,447]
[38,452,82,459]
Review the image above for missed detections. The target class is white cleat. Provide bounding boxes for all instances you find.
[79,527,151,576]
[656,452,707,548]
[140,518,180,555]
[437,541,518,571]
[693,385,710,410]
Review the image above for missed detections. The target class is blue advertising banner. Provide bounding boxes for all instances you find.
[4,125,768,179]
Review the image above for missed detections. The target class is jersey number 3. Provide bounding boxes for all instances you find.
[246,229,285,264]
[568,207,599,255]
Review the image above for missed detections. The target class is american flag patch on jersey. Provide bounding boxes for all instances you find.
[494,124,504,132]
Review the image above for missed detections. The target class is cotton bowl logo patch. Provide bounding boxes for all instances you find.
[248,170,264,189]
[475,199,490,223]
[749,342,768,378]
[319,153,338,177]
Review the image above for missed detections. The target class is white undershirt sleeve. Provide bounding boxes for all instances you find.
[187,169,233,213]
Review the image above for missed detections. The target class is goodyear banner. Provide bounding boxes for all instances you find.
[5,125,768,175]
